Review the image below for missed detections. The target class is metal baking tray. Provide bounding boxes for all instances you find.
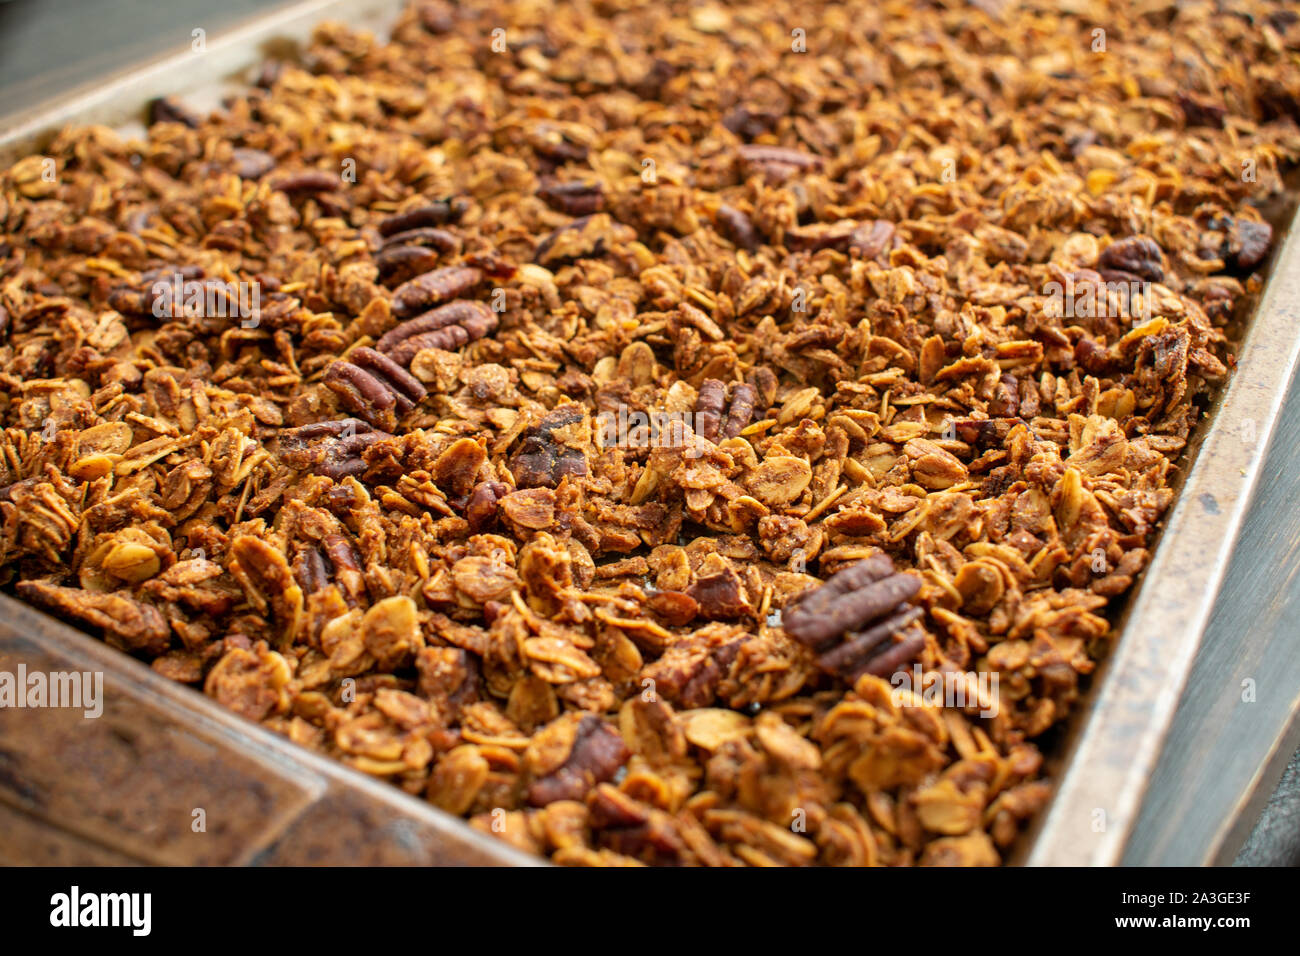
[3,0,1299,866]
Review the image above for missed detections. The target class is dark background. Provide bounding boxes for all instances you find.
[0,0,1297,867]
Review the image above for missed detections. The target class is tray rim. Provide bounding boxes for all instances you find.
[4,0,1300,867]
[1023,200,1300,865]
[0,0,407,161]
[0,590,543,866]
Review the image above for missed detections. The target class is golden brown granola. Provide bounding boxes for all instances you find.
[3,0,1300,866]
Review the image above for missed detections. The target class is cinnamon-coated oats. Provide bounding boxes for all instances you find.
[2,0,1299,865]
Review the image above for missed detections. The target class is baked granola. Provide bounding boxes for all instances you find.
[3,0,1300,866]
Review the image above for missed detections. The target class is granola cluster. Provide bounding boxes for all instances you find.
[2,0,1299,866]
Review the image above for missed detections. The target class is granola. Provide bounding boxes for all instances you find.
[3,0,1300,866]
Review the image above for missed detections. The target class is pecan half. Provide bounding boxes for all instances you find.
[1203,216,1275,271]
[1229,219,1273,269]
[380,226,461,253]
[526,715,630,806]
[277,419,391,480]
[738,143,825,184]
[464,479,511,534]
[418,0,455,34]
[295,544,329,595]
[324,347,428,431]
[1227,219,1268,270]
[848,219,896,260]
[508,405,589,488]
[375,244,440,285]
[294,532,368,605]
[375,300,498,365]
[17,580,170,655]
[715,203,759,251]
[230,147,276,180]
[723,105,781,139]
[694,379,759,443]
[1177,91,1226,128]
[1097,236,1165,284]
[390,265,483,318]
[271,170,340,193]
[785,219,859,252]
[377,198,469,237]
[782,553,926,680]
[537,180,605,215]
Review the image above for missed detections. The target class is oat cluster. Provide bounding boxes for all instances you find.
[2,0,1299,866]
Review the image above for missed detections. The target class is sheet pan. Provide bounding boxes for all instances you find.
[3,0,1299,866]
